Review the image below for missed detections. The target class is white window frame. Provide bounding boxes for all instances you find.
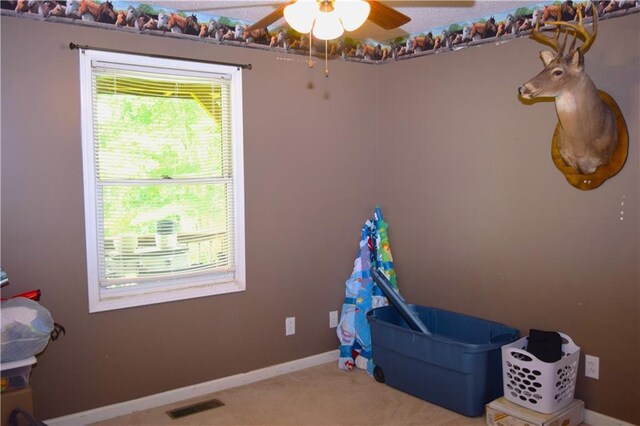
[78,49,245,313]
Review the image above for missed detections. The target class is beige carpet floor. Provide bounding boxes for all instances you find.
[94,362,487,426]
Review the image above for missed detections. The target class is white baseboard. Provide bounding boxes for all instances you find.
[44,350,339,426]
[584,408,635,426]
[44,350,633,426]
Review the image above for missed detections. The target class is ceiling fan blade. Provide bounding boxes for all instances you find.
[247,3,290,31]
[367,1,411,30]
[176,3,282,14]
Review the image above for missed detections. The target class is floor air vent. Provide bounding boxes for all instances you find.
[166,398,225,419]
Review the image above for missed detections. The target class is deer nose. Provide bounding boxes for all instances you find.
[518,85,533,99]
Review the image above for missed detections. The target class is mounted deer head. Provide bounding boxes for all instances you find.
[518,8,628,190]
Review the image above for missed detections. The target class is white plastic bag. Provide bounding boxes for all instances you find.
[1,298,54,362]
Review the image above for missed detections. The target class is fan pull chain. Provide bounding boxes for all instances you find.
[307,33,314,68]
[325,39,329,78]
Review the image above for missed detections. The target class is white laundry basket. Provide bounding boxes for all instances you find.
[501,332,580,414]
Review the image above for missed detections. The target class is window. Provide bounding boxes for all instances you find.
[79,49,245,312]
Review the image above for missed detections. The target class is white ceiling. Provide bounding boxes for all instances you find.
[137,1,542,41]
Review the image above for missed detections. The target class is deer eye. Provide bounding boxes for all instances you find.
[553,69,564,76]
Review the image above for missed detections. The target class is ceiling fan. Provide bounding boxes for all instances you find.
[246,0,411,32]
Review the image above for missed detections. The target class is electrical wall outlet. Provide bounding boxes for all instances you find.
[329,311,339,328]
[285,317,295,336]
[585,354,599,379]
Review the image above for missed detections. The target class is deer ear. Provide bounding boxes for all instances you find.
[540,51,555,66]
[569,49,584,71]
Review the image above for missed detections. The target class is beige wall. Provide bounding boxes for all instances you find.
[1,12,638,424]
[1,17,377,419]
[375,14,639,424]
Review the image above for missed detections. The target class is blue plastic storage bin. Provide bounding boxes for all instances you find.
[367,304,519,417]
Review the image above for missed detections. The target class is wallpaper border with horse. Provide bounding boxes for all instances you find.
[1,1,638,65]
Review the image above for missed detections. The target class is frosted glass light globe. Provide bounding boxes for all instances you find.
[284,0,318,34]
[334,0,370,31]
[313,9,344,40]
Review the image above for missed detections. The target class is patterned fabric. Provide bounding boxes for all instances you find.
[373,207,397,290]
[337,207,397,374]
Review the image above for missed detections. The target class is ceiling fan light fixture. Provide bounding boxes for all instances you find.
[283,0,318,34]
[313,9,344,40]
[334,0,370,31]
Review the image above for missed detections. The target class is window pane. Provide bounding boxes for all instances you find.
[99,183,234,284]
[93,74,232,180]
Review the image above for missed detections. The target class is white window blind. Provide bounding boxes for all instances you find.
[79,50,245,312]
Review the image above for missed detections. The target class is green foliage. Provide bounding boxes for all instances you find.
[137,4,157,16]
[285,28,299,38]
[96,91,226,238]
[343,38,358,48]
[218,17,235,27]
[515,7,533,17]
[448,23,463,33]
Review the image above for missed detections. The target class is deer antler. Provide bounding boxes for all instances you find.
[529,16,564,53]
[542,6,598,54]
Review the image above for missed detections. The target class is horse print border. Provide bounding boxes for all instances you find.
[1,1,638,65]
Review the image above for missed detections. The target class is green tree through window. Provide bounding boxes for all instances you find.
[97,89,231,277]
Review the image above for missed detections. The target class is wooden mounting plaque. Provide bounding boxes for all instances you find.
[551,90,628,191]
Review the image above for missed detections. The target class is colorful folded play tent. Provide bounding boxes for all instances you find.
[337,206,398,374]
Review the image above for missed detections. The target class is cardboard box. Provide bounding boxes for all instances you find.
[486,397,584,426]
[1,386,34,426]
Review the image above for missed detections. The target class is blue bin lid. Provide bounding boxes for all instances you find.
[371,268,431,335]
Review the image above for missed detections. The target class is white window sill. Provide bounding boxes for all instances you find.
[89,280,245,313]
